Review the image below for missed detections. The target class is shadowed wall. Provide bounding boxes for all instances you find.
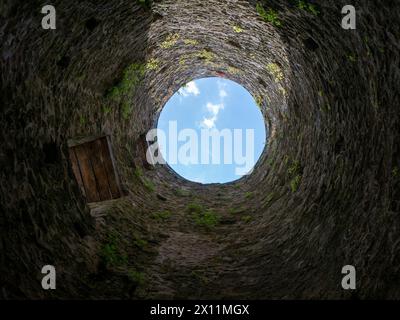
[0,0,399,299]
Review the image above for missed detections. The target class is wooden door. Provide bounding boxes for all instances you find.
[68,135,122,203]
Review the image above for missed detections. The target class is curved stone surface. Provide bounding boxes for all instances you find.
[0,0,399,299]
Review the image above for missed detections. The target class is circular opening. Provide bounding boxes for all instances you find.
[157,77,267,184]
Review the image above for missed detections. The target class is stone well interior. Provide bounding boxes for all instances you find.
[1,0,399,299]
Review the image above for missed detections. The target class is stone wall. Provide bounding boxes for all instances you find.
[0,0,399,299]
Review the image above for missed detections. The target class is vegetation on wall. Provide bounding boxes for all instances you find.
[187,203,220,229]
[287,159,303,192]
[233,25,244,33]
[160,33,180,49]
[183,38,199,46]
[196,49,215,65]
[256,3,282,27]
[296,0,320,16]
[266,63,284,83]
[106,59,159,119]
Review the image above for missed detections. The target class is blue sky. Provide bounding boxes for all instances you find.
[157,77,267,184]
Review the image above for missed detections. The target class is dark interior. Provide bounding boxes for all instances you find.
[1,0,399,299]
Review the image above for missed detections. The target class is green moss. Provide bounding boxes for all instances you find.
[290,175,302,192]
[187,202,204,214]
[160,33,180,49]
[287,160,302,192]
[179,57,187,65]
[79,115,86,125]
[256,95,263,108]
[151,210,172,221]
[127,269,145,285]
[297,1,320,15]
[187,203,219,229]
[193,210,220,229]
[241,215,252,223]
[134,167,143,178]
[283,155,290,165]
[267,192,275,202]
[233,25,244,33]
[145,58,160,71]
[320,103,331,113]
[227,66,240,75]
[143,178,155,192]
[266,63,284,83]
[101,243,127,267]
[256,3,282,27]
[102,106,112,115]
[100,233,128,268]
[179,50,215,66]
[229,207,245,215]
[307,4,319,15]
[121,101,132,119]
[392,166,399,178]
[264,192,275,206]
[134,167,155,192]
[347,54,357,63]
[287,160,301,176]
[133,235,148,249]
[175,188,191,197]
[107,63,147,119]
[196,49,215,64]
[245,192,254,199]
[183,38,198,46]
[114,63,146,98]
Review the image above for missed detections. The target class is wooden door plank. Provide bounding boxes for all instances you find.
[74,144,100,203]
[89,140,112,201]
[68,147,86,197]
[100,137,121,198]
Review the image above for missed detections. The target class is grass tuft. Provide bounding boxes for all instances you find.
[193,210,220,229]
[100,233,128,268]
[187,203,219,229]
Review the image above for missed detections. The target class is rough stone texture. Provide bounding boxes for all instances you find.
[0,0,399,299]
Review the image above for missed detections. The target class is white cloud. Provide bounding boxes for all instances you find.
[201,102,224,129]
[198,81,228,130]
[201,115,217,129]
[217,80,228,100]
[219,88,227,99]
[206,102,224,115]
[178,81,200,97]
